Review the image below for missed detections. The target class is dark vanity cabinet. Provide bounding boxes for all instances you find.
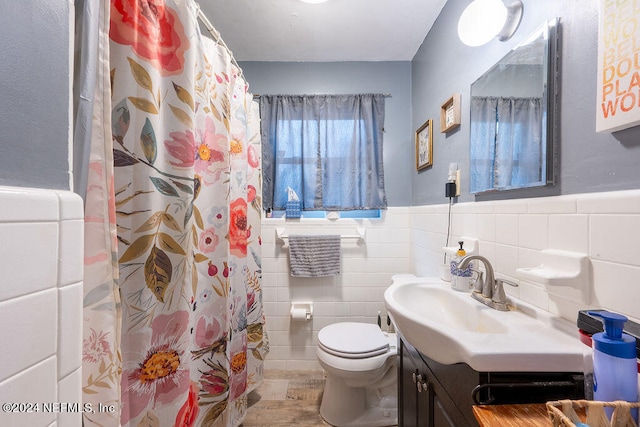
[398,334,585,427]
[399,336,474,426]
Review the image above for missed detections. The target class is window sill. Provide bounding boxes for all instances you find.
[265,210,381,220]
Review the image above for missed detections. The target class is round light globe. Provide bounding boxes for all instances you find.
[457,0,508,47]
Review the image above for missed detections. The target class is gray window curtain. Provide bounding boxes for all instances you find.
[260,94,387,211]
[470,96,542,193]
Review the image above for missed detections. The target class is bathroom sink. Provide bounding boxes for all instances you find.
[392,284,507,334]
[384,275,588,372]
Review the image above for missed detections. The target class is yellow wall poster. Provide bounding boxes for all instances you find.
[596,0,640,133]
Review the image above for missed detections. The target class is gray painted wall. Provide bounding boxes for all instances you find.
[0,0,71,190]
[239,61,413,207]
[412,0,640,205]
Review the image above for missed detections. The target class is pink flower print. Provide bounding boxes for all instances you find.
[110,0,189,76]
[247,185,257,203]
[164,130,196,168]
[195,117,227,183]
[82,328,112,363]
[200,365,228,397]
[194,315,223,349]
[228,198,248,257]
[247,144,260,168]
[202,117,227,159]
[120,311,190,425]
[175,381,199,427]
[196,117,225,165]
[228,333,247,401]
[230,139,243,155]
[199,228,219,253]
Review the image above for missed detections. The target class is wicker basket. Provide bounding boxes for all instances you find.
[547,399,640,427]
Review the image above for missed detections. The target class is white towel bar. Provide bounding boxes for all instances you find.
[275,227,365,248]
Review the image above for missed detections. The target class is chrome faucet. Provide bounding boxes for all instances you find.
[457,255,518,311]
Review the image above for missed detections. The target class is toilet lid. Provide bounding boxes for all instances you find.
[318,322,389,359]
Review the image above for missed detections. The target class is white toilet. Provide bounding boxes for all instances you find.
[316,322,398,427]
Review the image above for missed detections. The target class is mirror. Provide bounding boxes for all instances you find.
[469,18,559,194]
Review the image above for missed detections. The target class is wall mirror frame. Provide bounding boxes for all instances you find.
[469,18,560,194]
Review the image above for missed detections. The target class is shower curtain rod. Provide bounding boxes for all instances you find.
[195,2,243,76]
[252,93,392,98]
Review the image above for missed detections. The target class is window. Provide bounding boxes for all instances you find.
[260,94,387,212]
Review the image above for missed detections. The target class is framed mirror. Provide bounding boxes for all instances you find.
[469,18,560,194]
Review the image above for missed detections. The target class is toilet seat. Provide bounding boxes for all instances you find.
[318,322,389,359]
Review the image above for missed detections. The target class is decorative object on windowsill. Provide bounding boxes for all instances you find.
[415,119,433,170]
[286,201,301,218]
[440,94,461,133]
[457,0,523,47]
[285,187,301,218]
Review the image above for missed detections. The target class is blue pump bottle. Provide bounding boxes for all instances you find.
[589,311,638,421]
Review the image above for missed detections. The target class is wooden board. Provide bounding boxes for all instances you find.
[473,404,552,427]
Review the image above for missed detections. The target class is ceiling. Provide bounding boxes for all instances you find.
[197,0,449,62]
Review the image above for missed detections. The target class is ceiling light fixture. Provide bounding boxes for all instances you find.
[300,0,330,4]
[457,0,523,47]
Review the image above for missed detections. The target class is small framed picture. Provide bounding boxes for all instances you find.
[415,119,433,170]
[440,94,461,133]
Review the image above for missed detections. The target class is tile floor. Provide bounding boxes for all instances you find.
[241,370,331,426]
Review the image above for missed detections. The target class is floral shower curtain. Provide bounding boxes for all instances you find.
[82,1,267,425]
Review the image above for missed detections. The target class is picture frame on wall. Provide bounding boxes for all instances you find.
[440,94,461,133]
[415,119,433,170]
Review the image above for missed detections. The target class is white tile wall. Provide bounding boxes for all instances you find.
[261,190,640,370]
[261,208,411,370]
[411,189,640,324]
[0,187,83,427]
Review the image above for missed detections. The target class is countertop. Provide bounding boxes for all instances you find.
[473,404,552,427]
[473,403,589,426]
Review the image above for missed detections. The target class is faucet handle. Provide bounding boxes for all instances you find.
[496,278,518,288]
[470,268,484,293]
[493,278,518,304]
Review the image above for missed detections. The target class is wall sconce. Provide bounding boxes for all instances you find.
[457,0,523,47]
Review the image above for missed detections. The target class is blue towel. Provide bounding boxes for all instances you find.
[288,235,341,277]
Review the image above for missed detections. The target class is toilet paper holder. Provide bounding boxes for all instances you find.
[290,301,313,321]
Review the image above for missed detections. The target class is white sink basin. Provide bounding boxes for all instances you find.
[384,275,588,372]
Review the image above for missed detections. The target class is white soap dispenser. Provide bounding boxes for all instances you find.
[451,241,473,292]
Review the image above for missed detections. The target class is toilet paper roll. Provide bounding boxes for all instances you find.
[291,307,308,321]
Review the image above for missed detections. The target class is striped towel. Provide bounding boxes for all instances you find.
[288,235,341,277]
